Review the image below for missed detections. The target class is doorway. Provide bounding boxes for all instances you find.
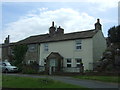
[46,52,63,75]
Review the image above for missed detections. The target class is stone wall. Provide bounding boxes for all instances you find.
[25,44,40,64]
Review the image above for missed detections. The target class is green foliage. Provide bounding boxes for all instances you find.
[85,70,93,73]
[22,65,38,74]
[105,64,114,71]
[22,62,39,74]
[108,25,120,43]
[95,25,120,72]
[12,44,28,66]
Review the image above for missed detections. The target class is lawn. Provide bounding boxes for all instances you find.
[73,75,120,83]
[2,75,88,89]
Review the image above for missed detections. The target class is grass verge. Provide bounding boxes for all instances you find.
[73,75,120,83]
[2,75,88,89]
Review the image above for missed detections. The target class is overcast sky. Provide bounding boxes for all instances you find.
[1,0,119,43]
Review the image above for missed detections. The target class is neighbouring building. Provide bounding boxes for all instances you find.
[1,35,15,62]
[1,19,107,73]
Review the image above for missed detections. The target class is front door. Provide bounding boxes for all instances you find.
[49,59,58,74]
[50,59,57,67]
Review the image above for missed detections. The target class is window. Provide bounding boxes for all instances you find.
[67,64,71,67]
[9,48,14,56]
[76,58,82,63]
[11,49,14,55]
[76,64,80,67]
[67,59,71,63]
[44,43,48,51]
[75,58,82,67]
[75,40,82,50]
[28,44,36,52]
[66,58,72,67]
[8,47,12,55]
[28,60,36,64]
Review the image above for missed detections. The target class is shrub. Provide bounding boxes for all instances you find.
[85,70,93,73]
[22,65,38,74]
[105,64,114,71]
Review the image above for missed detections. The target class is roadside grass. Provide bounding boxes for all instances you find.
[73,75,120,83]
[2,75,89,89]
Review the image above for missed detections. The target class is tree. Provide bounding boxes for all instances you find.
[13,44,28,66]
[95,25,120,72]
[116,25,120,42]
[108,25,120,43]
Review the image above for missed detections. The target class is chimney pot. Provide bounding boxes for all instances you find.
[52,21,54,27]
[97,19,100,23]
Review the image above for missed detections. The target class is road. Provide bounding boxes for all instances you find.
[3,73,120,90]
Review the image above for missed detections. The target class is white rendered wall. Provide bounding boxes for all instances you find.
[93,30,107,62]
[39,38,93,70]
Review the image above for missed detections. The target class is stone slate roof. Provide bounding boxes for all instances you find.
[47,52,63,59]
[17,29,98,44]
[1,43,16,48]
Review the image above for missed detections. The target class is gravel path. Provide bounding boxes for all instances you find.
[3,73,120,89]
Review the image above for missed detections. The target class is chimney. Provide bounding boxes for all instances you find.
[95,19,102,30]
[7,35,10,43]
[4,35,10,44]
[52,21,54,27]
[49,21,56,36]
[56,26,64,35]
[4,38,7,44]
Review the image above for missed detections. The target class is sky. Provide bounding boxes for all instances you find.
[1,0,119,43]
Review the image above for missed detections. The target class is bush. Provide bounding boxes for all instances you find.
[22,62,39,74]
[85,70,93,73]
[22,65,38,74]
[17,63,24,72]
[105,64,114,71]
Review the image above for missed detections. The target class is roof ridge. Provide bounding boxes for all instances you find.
[64,29,95,35]
[15,29,98,44]
[30,33,48,37]
[28,29,95,38]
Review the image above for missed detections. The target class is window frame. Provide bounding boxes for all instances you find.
[75,40,82,50]
[28,60,36,64]
[67,64,71,67]
[67,58,71,63]
[28,44,36,52]
[75,58,82,68]
[66,58,72,68]
[44,43,49,51]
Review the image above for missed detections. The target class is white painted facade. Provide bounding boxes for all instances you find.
[93,30,106,61]
[39,30,106,71]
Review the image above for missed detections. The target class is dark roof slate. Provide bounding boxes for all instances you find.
[1,42,16,48]
[17,29,98,44]
[47,52,63,59]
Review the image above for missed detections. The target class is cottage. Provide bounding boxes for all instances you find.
[1,19,106,73]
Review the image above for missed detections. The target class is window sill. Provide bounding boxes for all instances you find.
[74,49,82,52]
